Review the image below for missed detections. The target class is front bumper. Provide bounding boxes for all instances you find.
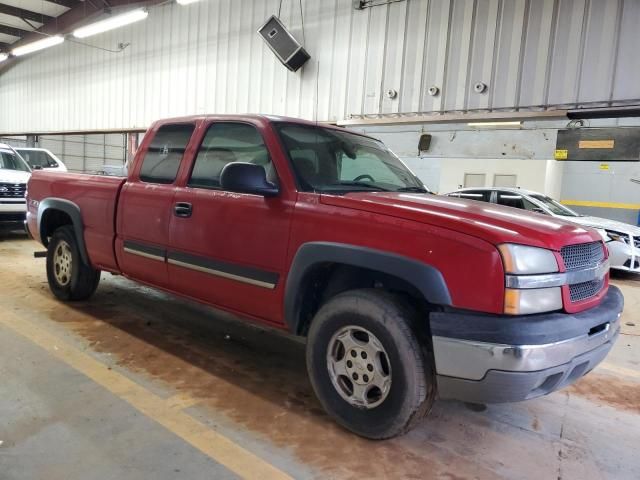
[607,238,640,272]
[0,201,27,226]
[0,201,27,214]
[430,286,624,403]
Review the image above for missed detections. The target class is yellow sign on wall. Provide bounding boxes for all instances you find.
[599,164,610,170]
[554,149,568,160]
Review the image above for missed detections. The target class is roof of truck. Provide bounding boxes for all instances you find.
[149,114,374,138]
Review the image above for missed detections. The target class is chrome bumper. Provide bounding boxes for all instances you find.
[431,286,624,403]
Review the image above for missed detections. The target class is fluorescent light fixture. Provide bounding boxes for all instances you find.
[12,35,65,57]
[177,0,202,4]
[73,8,148,39]
[467,121,522,127]
[0,53,8,62]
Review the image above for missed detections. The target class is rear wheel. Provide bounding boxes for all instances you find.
[46,225,101,301]
[306,289,436,439]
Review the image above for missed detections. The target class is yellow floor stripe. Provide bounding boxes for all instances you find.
[165,392,202,411]
[599,362,640,380]
[561,199,640,210]
[0,311,292,480]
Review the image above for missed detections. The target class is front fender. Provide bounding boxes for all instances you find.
[284,242,451,334]
[38,197,90,266]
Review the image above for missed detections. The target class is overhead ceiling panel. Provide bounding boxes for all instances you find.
[0,32,18,43]
[0,0,69,18]
[0,0,71,51]
[0,13,41,30]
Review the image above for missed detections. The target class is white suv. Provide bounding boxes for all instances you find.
[447,187,640,273]
[0,144,31,228]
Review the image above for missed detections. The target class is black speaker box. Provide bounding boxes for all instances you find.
[418,134,432,152]
[258,15,310,72]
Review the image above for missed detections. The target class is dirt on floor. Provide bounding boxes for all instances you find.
[2,231,640,480]
[566,373,640,414]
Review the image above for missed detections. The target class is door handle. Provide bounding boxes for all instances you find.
[174,202,193,218]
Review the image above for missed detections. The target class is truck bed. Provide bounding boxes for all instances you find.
[27,171,126,272]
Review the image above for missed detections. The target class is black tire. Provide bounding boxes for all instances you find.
[46,225,101,301]
[306,289,436,439]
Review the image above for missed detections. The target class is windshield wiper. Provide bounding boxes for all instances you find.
[326,181,391,191]
[396,186,431,193]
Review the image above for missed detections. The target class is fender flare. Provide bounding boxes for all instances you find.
[284,242,452,334]
[37,197,90,265]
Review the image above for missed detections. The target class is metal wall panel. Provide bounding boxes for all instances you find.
[36,134,126,172]
[1,0,639,134]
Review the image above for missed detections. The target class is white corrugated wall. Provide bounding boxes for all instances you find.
[0,0,639,134]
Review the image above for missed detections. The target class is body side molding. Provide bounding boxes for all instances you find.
[284,242,451,334]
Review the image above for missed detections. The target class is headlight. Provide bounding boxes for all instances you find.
[499,244,562,315]
[605,230,629,244]
[504,287,563,315]
[498,244,559,274]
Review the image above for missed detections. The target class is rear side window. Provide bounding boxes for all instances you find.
[188,122,273,189]
[496,192,538,210]
[139,124,195,184]
[451,190,491,202]
[17,150,58,168]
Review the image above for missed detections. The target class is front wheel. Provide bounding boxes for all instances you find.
[46,225,101,301]
[306,289,436,439]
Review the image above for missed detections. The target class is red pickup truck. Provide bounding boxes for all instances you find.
[27,115,623,439]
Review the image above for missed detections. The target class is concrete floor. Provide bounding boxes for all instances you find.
[1,232,639,480]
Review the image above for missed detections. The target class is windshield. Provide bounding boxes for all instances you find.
[17,149,58,169]
[275,123,429,194]
[530,194,579,217]
[0,151,30,172]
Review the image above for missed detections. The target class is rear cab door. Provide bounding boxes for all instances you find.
[115,121,199,288]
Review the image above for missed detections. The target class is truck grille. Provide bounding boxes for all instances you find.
[0,182,26,198]
[569,278,605,303]
[560,242,604,271]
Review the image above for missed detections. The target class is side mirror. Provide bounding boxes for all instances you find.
[33,165,43,170]
[220,162,279,197]
[532,208,546,214]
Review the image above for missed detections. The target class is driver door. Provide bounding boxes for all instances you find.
[168,121,294,325]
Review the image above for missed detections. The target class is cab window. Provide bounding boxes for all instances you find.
[188,123,275,189]
[139,124,195,184]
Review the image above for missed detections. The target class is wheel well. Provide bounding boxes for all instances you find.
[295,263,430,336]
[40,209,73,245]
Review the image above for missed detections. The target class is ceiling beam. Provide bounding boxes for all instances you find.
[0,25,31,39]
[46,0,84,8]
[0,0,163,73]
[0,5,54,24]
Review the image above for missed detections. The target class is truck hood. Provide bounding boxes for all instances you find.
[0,169,30,184]
[565,215,640,237]
[320,192,600,250]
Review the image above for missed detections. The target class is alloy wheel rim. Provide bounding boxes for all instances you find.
[326,325,392,409]
[53,240,72,286]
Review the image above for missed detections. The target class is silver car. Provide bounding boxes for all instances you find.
[446,187,640,273]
